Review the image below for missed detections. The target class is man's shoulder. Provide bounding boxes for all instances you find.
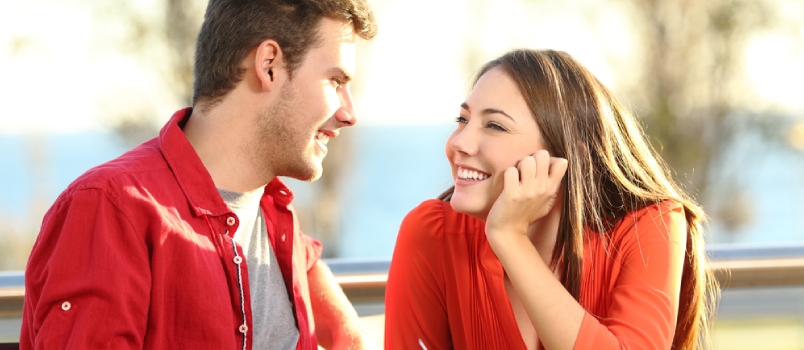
[63,137,170,196]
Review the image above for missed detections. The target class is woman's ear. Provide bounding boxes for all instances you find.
[576,140,588,155]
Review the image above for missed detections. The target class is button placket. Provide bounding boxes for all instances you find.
[226,235,248,349]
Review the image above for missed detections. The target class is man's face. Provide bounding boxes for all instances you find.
[253,17,358,182]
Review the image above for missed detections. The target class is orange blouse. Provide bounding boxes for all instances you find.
[384,199,686,349]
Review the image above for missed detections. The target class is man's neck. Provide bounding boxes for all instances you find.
[183,101,275,193]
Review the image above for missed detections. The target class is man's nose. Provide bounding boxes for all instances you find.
[335,87,357,127]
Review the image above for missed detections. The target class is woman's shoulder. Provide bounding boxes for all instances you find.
[404,198,447,220]
[608,200,686,243]
[631,200,684,220]
[399,199,483,239]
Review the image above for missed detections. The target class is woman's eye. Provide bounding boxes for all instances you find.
[487,122,507,132]
[455,116,468,124]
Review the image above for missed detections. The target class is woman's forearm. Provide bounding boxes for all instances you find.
[489,233,585,350]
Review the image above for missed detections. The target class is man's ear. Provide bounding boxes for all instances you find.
[254,40,284,91]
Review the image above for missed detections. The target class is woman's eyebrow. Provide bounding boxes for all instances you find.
[461,102,515,122]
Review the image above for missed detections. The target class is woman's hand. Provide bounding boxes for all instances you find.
[484,150,583,350]
[485,149,568,240]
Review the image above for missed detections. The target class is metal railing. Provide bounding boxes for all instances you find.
[707,244,804,288]
[330,244,804,304]
[2,244,804,346]
[3,245,804,315]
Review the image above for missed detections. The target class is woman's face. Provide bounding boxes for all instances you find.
[446,67,547,221]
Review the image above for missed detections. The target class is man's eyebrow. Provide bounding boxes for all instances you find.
[329,67,352,82]
[460,102,515,122]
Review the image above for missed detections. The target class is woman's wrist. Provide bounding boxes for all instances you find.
[486,230,531,257]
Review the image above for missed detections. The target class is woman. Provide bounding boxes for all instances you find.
[384,49,718,350]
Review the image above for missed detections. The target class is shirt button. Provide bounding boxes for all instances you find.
[279,190,287,196]
[281,234,286,242]
[239,324,248,334]
[233,256,242,264]
[61,301,71,311]
[226,217,236,226]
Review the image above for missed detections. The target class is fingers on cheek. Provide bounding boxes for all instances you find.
[503,167,519,192]
[519,156,536,175]
[536,151,550,172]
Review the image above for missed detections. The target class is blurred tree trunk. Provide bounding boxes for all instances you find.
[627,0,779,232]
[0,135,52,270]
[166,0,198,106]
[632,0,767,189]
[103,0,203,148]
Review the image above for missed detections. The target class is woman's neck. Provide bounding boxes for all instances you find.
[525,197,563,266]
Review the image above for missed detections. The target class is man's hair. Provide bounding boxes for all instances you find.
[192,0,377,108]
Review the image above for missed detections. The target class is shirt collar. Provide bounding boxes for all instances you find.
[265,177,295,207]
[159,107,232,217]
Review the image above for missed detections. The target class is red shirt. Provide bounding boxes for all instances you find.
[385,199,686,349]
[21,108,323,350]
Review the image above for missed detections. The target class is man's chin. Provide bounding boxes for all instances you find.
[285,163,323,182]
[306,170,323,182]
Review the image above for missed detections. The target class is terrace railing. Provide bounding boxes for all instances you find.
[2,244,803,348]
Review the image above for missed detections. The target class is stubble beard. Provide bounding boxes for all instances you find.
[253,84,323,182]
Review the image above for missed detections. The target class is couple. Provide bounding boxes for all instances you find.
[20,0,716,349]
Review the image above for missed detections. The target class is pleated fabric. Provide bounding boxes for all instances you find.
[385,199,684,350]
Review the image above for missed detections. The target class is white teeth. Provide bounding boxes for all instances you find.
[316,131,329,145]
[457,167,489,181]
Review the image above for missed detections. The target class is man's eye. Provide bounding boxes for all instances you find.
[455,116,468,124]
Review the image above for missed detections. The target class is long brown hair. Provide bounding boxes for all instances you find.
[440,49,718,349]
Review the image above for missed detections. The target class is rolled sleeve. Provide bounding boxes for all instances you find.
[302,233,323,272]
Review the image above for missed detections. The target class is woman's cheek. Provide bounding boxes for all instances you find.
[488,172,506,203]
[445,134,456,160]
[445,134,456,177]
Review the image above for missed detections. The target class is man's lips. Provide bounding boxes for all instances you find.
[316,130,339,145]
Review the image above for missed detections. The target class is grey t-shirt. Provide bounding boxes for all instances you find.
[219,187,299,350]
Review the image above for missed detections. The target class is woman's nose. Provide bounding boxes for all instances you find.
[449,127,477,156]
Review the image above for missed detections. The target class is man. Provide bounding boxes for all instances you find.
[20,0,377,349]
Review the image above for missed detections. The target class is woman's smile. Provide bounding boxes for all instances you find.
[455,165,491,185]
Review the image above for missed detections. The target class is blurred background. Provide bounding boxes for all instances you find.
[1,0,804,348]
